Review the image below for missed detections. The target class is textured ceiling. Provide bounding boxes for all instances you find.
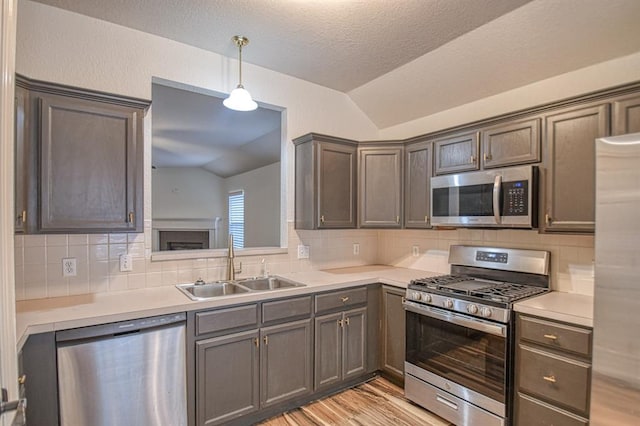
[29,0,640,129]
[30,0,532,92]
[152,83,281,177]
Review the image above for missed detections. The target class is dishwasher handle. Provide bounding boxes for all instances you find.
[56,312,186,343]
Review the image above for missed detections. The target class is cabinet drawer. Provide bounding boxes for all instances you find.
[519,344,591,415]
[315,287,367,314]
[517,393,588,426]
[196,304,258,336]
[519,315,592,357]
[262,296,312,324]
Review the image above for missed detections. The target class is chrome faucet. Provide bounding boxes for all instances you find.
[226,234,242,281]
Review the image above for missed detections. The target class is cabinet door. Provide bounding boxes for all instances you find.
[481,118,541,168]
[38,93,142,232]
[196,330,259,426]
[14,84,28,232]
[433,132,479,175]
[612,93,640,135]
[543,104,609,232]
[342,307,367,381]
[404,141,432,228]
[358,147,403,228]
[314,312,343,390]
[318,142,357,228]
[381,286,406,384]
[260,319,312,408]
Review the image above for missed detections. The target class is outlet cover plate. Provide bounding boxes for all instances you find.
[62,258,77,277]
[119,254,133,272]
[412,246,420,257]
[297,245,310,259]
[353,243,360,255]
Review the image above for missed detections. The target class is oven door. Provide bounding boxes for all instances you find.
[404,301,508,416]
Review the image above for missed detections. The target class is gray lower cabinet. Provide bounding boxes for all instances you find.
[314,307,367,390]
[260,319,313,408]
[380,286,405,385]
[358,145,403,228]
[196,330,260,426]
[612,93,640,135]
[404,140,432,228]
[515,313,593,425]
[294,133,358,229]
[480,117,541,168]
[433,131,479,175]
[542,103,609,233]
[15,75,149,233]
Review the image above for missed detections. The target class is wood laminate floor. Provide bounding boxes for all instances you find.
[258,377,454,426]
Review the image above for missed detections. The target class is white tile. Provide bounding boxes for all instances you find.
[14,235,24,248]
[68,234,88,246]
[131,258,146,274]
[25,280,47,300]
[14,245,23,266]
[127,273,146,289]
[24,246,45,265]
[89,276,109,294]
[109,233,128,244]
[46,263,64,283]
[68,277,90,296]
[68,245,89,263]
[89,234,109,245]
[23,235,46,247]
[109,275,128,292]
[161,271,178,286]
[47,277,69,298]
[146,259,163,273]
[46,235,68,246]
[127,233,145,244]
[108,244,127,260]
[14,264,25,301]
[89,245,109,262]
[46,245,68,264]
[177,269,194,283]
[89,261,109,279]
[127,242,145,259]
[145,272,163,287]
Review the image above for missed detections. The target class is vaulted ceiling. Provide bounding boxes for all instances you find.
[32,0,640,129]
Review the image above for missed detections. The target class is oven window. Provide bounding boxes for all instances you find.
[406,310,506,403]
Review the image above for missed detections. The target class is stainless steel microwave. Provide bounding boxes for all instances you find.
[430,165,538,228]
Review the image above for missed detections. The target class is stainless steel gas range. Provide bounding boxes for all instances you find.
[403,245,550,426]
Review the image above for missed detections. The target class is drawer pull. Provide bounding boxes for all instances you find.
[436,395,458,411]
[341,296,350,303]
[254,337,259,348]
[320,215,325,223]
[543,375,557,384]
[543,334,558,341]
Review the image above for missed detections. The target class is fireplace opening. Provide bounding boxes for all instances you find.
[159,230,210,251]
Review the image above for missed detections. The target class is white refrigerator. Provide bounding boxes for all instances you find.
[591,132,640,424]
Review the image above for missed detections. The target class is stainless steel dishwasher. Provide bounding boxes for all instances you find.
[56,313,187,426]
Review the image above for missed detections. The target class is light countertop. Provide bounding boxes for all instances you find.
[514,291,594,328]
[15,265,434,350]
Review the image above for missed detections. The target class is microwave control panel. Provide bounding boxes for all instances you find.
[503,180,528,216]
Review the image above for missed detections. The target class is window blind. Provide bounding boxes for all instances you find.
[228,190,244,249]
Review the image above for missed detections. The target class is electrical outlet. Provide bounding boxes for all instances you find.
[353,243,360,255]
[297,245,310,259]
[412,245,420,257]
[119,254,133,272]
[62,258,77,277]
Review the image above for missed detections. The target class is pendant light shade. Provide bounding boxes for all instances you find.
[224,36,258,112]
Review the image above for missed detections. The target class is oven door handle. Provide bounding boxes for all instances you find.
[493,174,502,224]
[403,300,507,337]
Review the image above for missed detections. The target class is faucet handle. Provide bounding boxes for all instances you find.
[194,278,205,286]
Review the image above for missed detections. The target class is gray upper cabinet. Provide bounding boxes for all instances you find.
[543,103,609,233]
[16,75,149,233]
[480,117,541,168]
[294,133,357,229]
[14,83,29,233]
[358,145,403,228]
[196,330,260,426]
[433,131,479,175]
[260,319,312,408]
[612,93,640,135]
[380,286,406,385]
[404,140,432,228]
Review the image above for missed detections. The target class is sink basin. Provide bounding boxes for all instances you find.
[235,277,305,291]
[176,281,250,301]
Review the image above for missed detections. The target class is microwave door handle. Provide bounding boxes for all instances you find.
[493,175,502,224]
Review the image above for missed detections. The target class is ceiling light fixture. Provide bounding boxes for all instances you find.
[223,35,258,112]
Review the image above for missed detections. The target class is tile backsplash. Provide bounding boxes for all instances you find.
[13,224,594,301]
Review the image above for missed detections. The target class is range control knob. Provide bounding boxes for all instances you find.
[444,299,454,309]
[423,294,432,303]
[412,292,422,301]
[480,307,492,318]
[467,304,479,314]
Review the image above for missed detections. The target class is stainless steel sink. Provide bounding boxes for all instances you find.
[176,281,250,301]
[235,277,304,291]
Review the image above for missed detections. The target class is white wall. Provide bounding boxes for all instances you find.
[225,162,280,248]
[379,51,640,139]
[152,167,225,220]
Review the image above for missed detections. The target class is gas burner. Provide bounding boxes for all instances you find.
[410,274,473,289]
[469,283,548,303]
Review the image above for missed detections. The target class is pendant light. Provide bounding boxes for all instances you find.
[223,35,258,112]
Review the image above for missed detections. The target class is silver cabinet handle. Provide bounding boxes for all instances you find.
[543,375,557,384]
[436,395,458,411]
[341,296,349,303]
[543,334,558,341]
